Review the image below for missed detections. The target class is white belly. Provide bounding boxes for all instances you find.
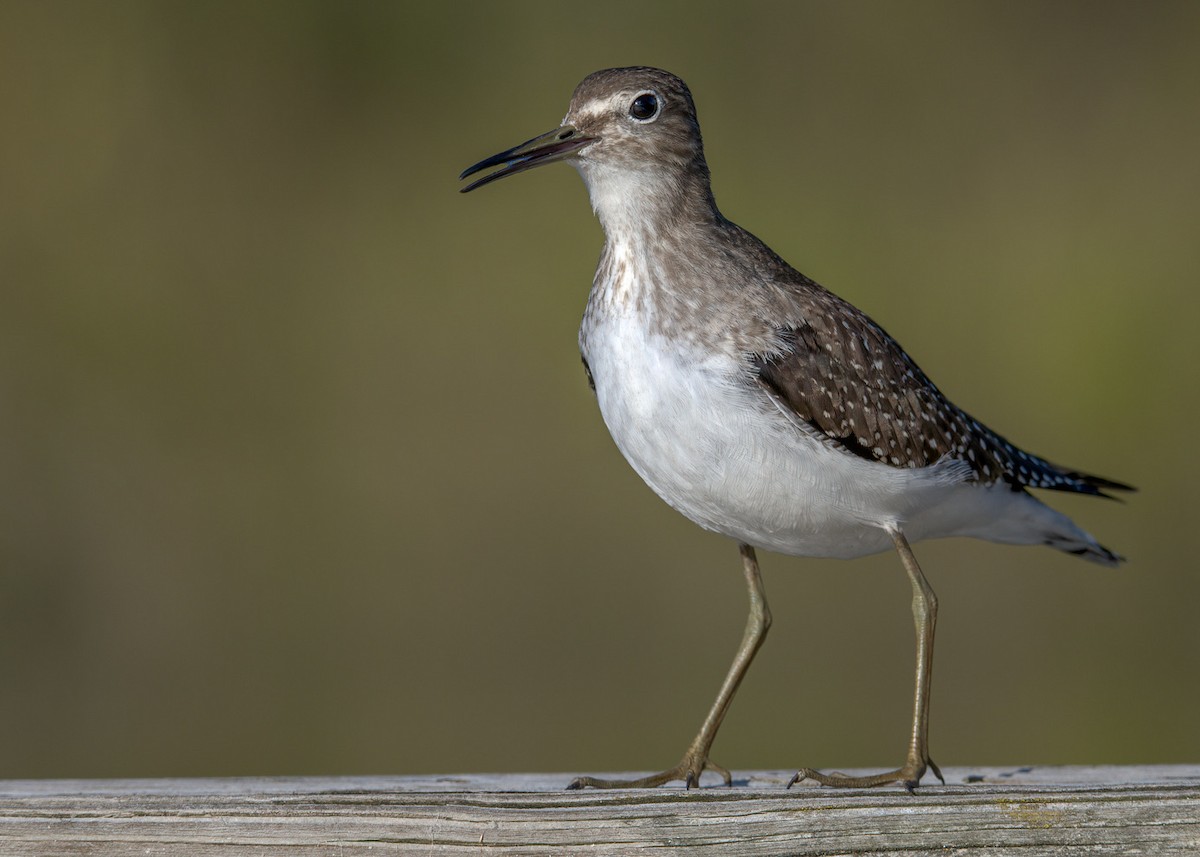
[582,310,1024,559]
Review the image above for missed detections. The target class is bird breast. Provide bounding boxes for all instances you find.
[582,281,975,559]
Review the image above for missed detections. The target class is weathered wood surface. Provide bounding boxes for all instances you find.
[1,765,1197,855]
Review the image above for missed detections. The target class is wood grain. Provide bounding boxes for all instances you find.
[1,765,1197,855]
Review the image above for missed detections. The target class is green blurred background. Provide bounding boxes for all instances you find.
[1,0,1196,780]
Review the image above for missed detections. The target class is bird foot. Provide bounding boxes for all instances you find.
[567,755,732,790]
[788,755,943,792]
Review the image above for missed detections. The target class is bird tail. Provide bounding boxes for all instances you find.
[975,489,1127,567]
[1021,462,1131,564]
[1043,531,1124,567]
[1052,468,1136,500]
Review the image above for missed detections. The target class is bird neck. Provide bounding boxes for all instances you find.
[575,159,719,247]
[582,160,737,335]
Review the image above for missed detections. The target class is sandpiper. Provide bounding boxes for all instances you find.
[460,67,1132,791]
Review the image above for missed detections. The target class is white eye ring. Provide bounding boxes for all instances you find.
[628,91,661,123]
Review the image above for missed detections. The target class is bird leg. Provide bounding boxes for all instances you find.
[568,543,771,789]
[789,528,944,791]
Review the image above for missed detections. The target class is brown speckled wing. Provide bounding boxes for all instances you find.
[750,287,1129,497]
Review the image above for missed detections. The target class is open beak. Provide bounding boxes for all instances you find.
[459,125,594,193]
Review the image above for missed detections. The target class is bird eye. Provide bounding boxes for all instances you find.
[629,92,660,122]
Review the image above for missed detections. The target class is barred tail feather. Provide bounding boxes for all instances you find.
[1045,533,1124,567]
[1048,467,1136,499]
[957,487,1126,567]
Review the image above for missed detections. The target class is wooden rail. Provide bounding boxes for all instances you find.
[1,765,1197,855]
